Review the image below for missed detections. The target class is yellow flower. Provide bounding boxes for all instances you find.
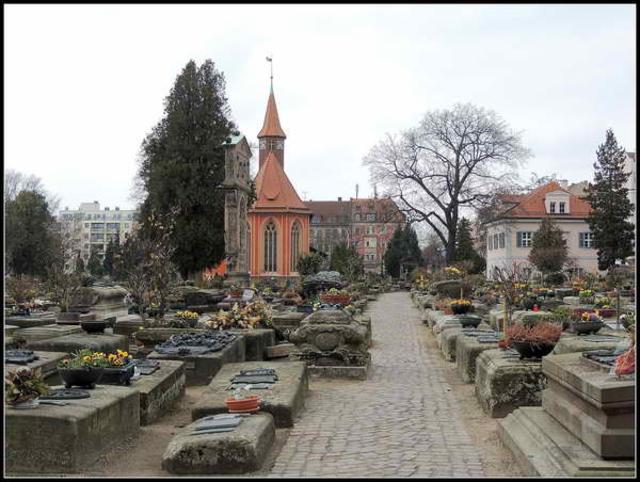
[83,356,92,363]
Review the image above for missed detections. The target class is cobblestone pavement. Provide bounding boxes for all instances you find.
[268,292,487,478]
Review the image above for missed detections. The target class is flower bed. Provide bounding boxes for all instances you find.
[200,301,272,330]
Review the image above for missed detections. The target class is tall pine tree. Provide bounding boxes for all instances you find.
[584,130,635,270]
[528,216,568,276]
[383,225,423,278]
[453,217,485,273]
[137,59,235,278]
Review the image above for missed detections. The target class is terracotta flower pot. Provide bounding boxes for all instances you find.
[225,395,261,413]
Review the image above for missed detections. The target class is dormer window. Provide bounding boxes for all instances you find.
[545,191,570,214]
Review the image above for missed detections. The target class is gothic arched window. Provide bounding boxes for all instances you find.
[264,220,277,272]
[290,221,302,272]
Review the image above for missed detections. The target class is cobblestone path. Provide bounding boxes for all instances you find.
[268,291,486,477]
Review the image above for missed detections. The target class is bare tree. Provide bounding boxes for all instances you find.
[45,231,83,313]
[364,103,530,263]
[4,169,61,213]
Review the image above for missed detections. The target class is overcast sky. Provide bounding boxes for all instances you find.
[5,4,636,214]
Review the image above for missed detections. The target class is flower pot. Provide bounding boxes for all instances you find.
[319,294,351,307]
[451,304,473,315]
[570,320,605,336]
[80,320,107,334]
[509,340,556,359]
[58,367,104,389]
[100,362,136,385]
[225,395,261,413]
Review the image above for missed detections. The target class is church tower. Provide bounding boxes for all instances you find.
[257,86,286,168]
[248,75,311,284]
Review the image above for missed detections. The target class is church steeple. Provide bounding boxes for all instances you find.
[257,62,286,168]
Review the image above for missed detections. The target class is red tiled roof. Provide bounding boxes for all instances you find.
[257,90,286,139]
[252,151,309,212]
[305,200,352,223]
[500,181,592,218]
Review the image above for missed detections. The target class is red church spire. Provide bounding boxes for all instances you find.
[257,89,286,139]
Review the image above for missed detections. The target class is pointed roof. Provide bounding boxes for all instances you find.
[499,181,592,218]
[251,151,309,212]
[257,89,286,138]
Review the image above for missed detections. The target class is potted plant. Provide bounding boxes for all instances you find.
[100,349,136,385]
[5,367,50,409]
[57,349,107,389]
[319,288,351,307]
[578,289,595,305]
[570,311,605,335]
[505,322,563,359]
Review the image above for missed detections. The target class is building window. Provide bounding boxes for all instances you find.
[499,233,505,248]
[549,202,556,213]
[367,226,374,235]
[354,214,361,222]
[488,235,493,251]
[84,223,89,228]
[367,213,375,222]
[579,232,594,248]
[290,221,301,272]
[517,232,533,248]
[493,234,499,250]
[263,220,277,272]
[559,202,566,214]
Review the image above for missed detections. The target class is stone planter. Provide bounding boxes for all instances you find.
[451,304,473,315]
[80,320,107,334]
[454,314,481,328]
[58,367,104,389]
[319,294,351,306]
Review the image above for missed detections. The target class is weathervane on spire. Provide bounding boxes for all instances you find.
[266,55,273,91]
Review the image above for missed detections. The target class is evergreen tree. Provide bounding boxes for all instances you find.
[87,249,105,277]
[75,253,85,273]
[453,217,485,274]
[5,190,57,277]
[384,225,423,278]
[103,240,118,276]
[584,129,635,270]
[330,243,364,281]
[137,59,235,278]
[528,216,568,277]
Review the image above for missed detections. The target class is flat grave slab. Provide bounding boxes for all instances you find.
[192,360,308,428]
[441,324,493,362]
[553,332,627,355]
[6,385,140,474]
[15,324,82,343]
[148,335,246,386]
[228,328,275,361]
[5,312,57,328]
[162,412,275,474]
[456,333,500,383]
[4,350,66,383]
[131,359,186,425]
[5,324,19,337]
[306,353,371,381]
[266,342,295,359]
[475,348,547,418]
[541,352,635,459]
[27,332,129,354]
[498,407,635,477]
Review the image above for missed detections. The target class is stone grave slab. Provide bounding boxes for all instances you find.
[456,333,500,383]
[266,342,295,359]
[27,332,129,354]
[148,335,246,386]
[15,324,82,343]
[498,407,635,477]
[563,296,581,305]
[228,328,275,361]
[553,332,628,355]
[5,324,19,337]
[541,352,635,459]
[5,385,140,474]
[162,412,275,474]
[307,354,371,380]
[433,315,462,336]
[475,348,547,418]
[441,323,493,362]
[192,361,308,428]
[70,285,129,319]
[55,312,97,325]
[132,359,186,425]
[113,314,145,339]
[5,312,57,328]
[512,310,553,325]
[134,327,206,356]
[4,350,66,383]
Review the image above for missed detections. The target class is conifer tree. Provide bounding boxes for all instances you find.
[137,59,236,278]
[528,216,568,277]
[383,225,423,278]
[584,130,635,270]
[453,217,485,273]
[330,243,364,282]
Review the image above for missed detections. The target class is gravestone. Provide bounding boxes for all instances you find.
[70,286,129,319]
